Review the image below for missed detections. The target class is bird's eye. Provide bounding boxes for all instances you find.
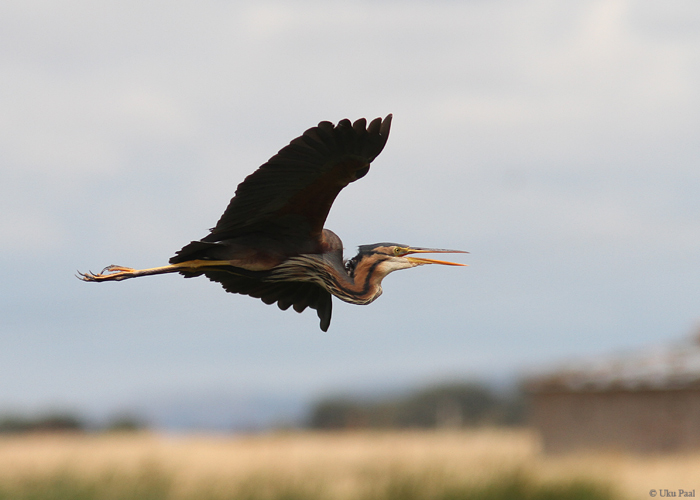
[394,247,403,255]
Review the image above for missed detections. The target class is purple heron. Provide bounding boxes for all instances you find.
[79,115,467,331]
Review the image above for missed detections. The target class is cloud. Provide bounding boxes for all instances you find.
[1,0,700,412]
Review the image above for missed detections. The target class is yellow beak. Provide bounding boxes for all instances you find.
[403,248,468,267]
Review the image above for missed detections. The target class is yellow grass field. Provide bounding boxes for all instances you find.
[0,429,698,499]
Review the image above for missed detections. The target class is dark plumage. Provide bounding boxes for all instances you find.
[79,115,466,331]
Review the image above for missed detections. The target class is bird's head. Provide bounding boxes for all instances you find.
[346,243,467,278]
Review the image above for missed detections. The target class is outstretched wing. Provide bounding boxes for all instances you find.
[204,115,392,246]
[183,268,333,332]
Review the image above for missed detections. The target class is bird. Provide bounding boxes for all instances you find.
[79,115,467,331]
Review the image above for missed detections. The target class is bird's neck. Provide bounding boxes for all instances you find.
[330,256,385,305]
[270,254,385,305]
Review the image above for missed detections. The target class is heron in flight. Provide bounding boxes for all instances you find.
[80,115,467,331]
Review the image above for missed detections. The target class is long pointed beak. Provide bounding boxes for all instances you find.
[403,247,468,267]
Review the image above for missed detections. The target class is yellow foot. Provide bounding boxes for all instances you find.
[77,265,137,282]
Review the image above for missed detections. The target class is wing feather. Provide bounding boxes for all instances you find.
[168,116,388,331]
[204,115,391,244]
[186,268,333,332]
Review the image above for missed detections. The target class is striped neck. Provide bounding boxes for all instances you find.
[269,254,389,305]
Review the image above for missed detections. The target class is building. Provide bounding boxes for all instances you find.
[525,335,700,453]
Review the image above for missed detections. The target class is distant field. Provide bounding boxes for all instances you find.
[0,429,698,499]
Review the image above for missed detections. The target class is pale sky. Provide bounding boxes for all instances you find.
[1,0,699,423]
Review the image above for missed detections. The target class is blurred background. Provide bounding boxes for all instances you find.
[1,0,699,436]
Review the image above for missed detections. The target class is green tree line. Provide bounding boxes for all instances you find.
[307,382,525,430]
